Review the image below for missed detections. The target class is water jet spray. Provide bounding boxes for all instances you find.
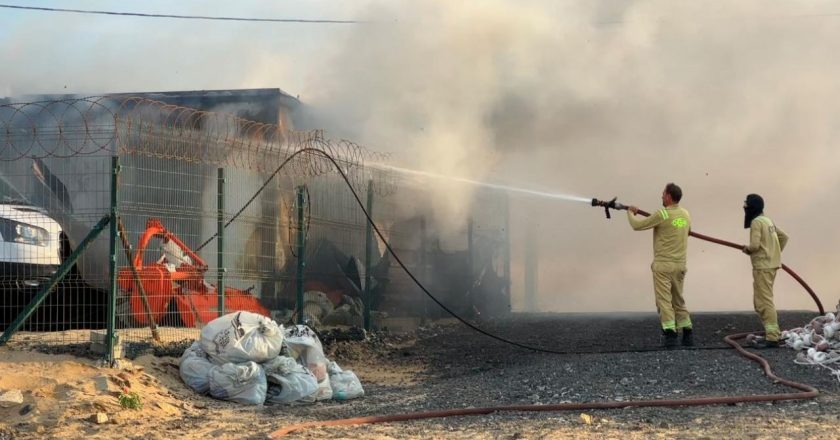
[266,158,824,438]
[365,162,592,204]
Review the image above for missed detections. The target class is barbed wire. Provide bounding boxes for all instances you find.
[0,96,116,158]
[0,96,396,196]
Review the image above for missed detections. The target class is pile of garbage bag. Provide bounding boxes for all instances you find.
[179,311,364,405]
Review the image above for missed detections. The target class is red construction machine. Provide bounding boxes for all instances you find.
[117,218,269,328]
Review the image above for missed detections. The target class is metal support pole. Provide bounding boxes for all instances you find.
[107,156,120,364]
[117,218,160,342]
[467,216,475,313]
[420,216,428,319]
[217,167,225,317]
[295,186,306,325]
[363,180,374,331]
[524,218,539,312]
[467,217,474,279]
[502,194,512,313]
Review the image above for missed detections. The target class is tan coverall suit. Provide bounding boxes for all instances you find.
[746,215,788,342]
[628,205,692,331]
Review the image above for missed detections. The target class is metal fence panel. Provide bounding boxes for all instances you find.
[0,96,510,359]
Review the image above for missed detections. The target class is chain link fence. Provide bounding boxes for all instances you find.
[0,96,510,361]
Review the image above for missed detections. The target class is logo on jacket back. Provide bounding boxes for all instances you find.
[672,218,688,228]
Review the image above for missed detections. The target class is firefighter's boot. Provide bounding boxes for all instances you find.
[749,339,780,349]
[663,329,679,349]
[681,328,694,347]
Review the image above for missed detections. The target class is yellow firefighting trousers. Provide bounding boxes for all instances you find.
[652,261,691,331]
[753,268,780,342]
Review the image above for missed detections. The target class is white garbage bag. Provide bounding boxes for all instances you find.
[284,325,328,380]
[284,325,333,400]
[200,311,284,364]
[264,356,319,404]
[327,361,364,400]
[208,361,267,405]
[312,376,333,401]
[179,342,214,394]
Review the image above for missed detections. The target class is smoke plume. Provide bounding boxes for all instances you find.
[4,0,840,312]
[303,0,840,312]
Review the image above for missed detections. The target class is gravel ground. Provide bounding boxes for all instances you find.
[9,310,839,439]
[261,310,840,439]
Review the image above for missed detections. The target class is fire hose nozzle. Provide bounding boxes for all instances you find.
[591,197,628,219]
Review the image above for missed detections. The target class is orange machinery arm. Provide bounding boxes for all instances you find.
[131,218,209,280]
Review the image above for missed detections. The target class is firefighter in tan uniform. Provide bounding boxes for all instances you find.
[741,194,789,349]
[627,183,693,349]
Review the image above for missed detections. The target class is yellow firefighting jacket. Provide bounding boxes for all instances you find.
[627,205,691,266]
[747,215,788,270]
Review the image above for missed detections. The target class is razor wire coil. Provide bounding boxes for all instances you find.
[0,97,396,196]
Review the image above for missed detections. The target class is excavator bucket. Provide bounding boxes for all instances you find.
[117,266,176,325]
[174,287,271,328]
[117,218,271,328]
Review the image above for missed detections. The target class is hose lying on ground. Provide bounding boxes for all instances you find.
[252,150,822,438]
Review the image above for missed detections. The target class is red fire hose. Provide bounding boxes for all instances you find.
[268,331,819,438]
[267,200,825,438]
[626,206,824,315]
[691,230,823,313]
[591,198,823,314]
[255,174,823,437]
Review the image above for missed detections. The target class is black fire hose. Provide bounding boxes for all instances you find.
[592,198,825,314]
[261,168,823,438]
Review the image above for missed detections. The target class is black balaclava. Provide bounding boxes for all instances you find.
[744,193,764,229]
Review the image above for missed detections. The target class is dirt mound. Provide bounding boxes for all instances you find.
[0,349,193,439]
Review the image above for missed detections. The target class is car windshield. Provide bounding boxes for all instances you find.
[0,174,30,205]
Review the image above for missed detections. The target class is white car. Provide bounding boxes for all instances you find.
[0,177,62,288]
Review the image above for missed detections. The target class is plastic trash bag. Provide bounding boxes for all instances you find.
[200,311,284,364]
[284,325,328,380]
[264,356,319,404]
[284,325,333,400]
[208,361,267,405]
[327,361,364,400]
[312,376,333,401]
[179,342,214,394]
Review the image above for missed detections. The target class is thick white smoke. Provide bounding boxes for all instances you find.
[303,0,840,312]
[5,0,840,312]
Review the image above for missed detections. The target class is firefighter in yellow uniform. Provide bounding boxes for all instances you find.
[741,194,788,349]
[627,183,693,349]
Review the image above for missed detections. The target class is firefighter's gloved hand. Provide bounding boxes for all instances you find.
[742,245,752,255]
[628,206,639,215]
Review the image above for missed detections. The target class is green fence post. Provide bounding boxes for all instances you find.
[296,185,306,325]
[363,180,374,331]
[107,156,120,365]
[217,167,225,317]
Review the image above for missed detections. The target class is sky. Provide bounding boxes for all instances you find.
[3,1,840,313]
[0,1,361,96]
